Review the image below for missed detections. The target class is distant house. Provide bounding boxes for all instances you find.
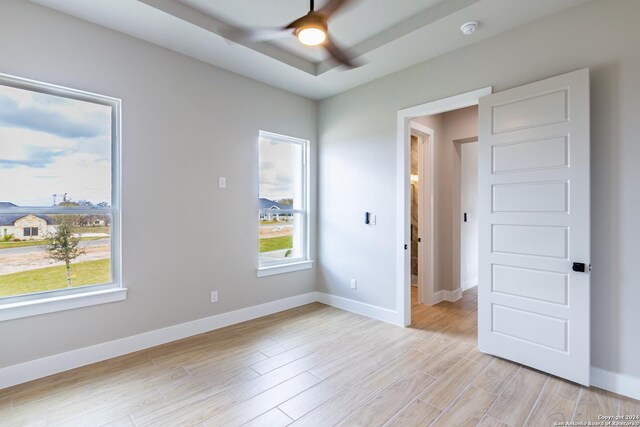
[0,203,55,241]
[259,198,292,221]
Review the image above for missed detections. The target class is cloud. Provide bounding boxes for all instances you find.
[0,84,113,206]
[0,151,111,206]
[260,172,292,187]
[260,161,274,170]
[259,172,294,199]
[0,95,110,139]
[0,128,77,169]
[0,147,66,168]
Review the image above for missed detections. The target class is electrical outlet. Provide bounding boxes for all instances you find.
[210,291,219,303]
[218,177,226,188]
[350,279,357,290]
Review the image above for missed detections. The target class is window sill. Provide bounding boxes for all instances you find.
[257,260,314,278]
[0,287,127,321]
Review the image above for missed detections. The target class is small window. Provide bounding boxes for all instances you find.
[258,131,309,270]
[0,73,122,316]
[23,227,39,237]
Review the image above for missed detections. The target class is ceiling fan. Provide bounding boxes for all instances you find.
[236,0,359,68]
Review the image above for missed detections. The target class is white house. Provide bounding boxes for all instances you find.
[0,213,55,241]
[259,198,293,221]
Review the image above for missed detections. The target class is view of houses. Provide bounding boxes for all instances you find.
[0,209,55,242]
[0,202,112,298]
[259,197,295,261]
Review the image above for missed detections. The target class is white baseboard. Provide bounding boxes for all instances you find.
[0,292,317,390]
[591,367,640,401]
[430,288,463,304]
[4,290,639,403]
[315,292,401,325]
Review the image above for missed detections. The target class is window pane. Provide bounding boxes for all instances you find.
[0,84,112,208]
[259,136,303,210]
[0,213,112,297]
[259,212,304,264]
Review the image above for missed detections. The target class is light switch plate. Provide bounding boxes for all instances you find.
[219,177,226,188]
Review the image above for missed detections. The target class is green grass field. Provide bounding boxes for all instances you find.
[0,237,107,250]
[71,226,111,234]
[0,259,111,297]
[259,235,293,253]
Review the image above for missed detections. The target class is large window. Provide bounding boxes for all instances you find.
[0,74,122,319]
[258,131,310,274]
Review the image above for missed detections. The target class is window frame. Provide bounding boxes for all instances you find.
[0,73,124,320]
[257,131,312,276]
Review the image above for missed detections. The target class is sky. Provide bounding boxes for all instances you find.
[0,84,112,207]
[259,137,302,202]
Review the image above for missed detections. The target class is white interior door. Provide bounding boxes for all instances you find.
[478,68,590,385]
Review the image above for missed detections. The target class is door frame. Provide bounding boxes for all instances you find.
[409,123,434,305]
[396,87,492,326]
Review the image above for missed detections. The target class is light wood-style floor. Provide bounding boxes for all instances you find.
[2,287,638,426]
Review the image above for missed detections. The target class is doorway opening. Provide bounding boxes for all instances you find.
[409,107,479,326]
[396,87,492,326]
[408,124,433,307]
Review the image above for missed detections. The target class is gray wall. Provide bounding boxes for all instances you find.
[318,0,640,378]
[0,0,317,368]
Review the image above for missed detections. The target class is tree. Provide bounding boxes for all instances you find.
[46,220,86,288]
[276,198,293,206]
[57,199,82,227]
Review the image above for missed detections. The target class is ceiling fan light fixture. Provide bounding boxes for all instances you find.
[297,26,327,46]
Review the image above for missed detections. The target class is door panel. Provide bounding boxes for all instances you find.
[492,136,569,173]
[492,90,568,133]
[492,265,568,305]
[492,181,568,213]
[478,68,590,385]
[492,224,568,258]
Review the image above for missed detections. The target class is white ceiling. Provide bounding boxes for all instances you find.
[30,0,591,100]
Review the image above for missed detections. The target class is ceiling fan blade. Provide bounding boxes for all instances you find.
[324,36,357,68]
[222,26,293,43]
[285,15,312,29]
[247,28,294,42]
[318,0,356,18]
